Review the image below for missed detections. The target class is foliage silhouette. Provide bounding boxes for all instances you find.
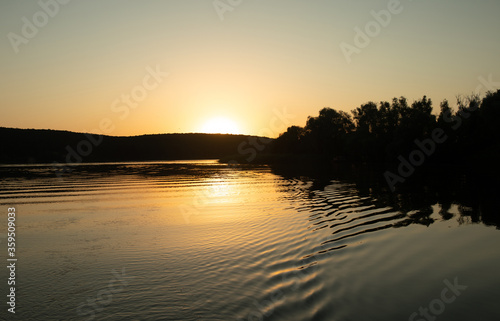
[273,90,500,172]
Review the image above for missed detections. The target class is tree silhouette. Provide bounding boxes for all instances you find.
[274,90,500,169]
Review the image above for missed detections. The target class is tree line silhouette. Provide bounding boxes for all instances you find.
[273,90,500,169]
[1,90,498,170]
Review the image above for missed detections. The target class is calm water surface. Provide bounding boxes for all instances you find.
[0,160,499,320]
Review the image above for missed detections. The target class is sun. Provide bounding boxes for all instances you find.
[201,117,240,135]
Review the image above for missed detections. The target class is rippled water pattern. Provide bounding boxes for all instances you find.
[0,161,499,320]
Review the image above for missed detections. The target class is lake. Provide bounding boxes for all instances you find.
[0,160,499,320]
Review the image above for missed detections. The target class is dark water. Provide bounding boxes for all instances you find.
[0,160,499,320]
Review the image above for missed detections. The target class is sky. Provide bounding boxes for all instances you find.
[1,0,499,137]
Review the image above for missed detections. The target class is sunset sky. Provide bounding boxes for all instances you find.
[1,0,499,137]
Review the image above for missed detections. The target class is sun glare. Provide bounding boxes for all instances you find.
[201,117,240,135]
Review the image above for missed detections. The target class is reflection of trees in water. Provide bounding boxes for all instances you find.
[270,90,500,230]
[269,162,500,230]
[2,160,497,230]
[439,202,454,221]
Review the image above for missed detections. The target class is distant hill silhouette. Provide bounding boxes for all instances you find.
[0,127,272,164]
